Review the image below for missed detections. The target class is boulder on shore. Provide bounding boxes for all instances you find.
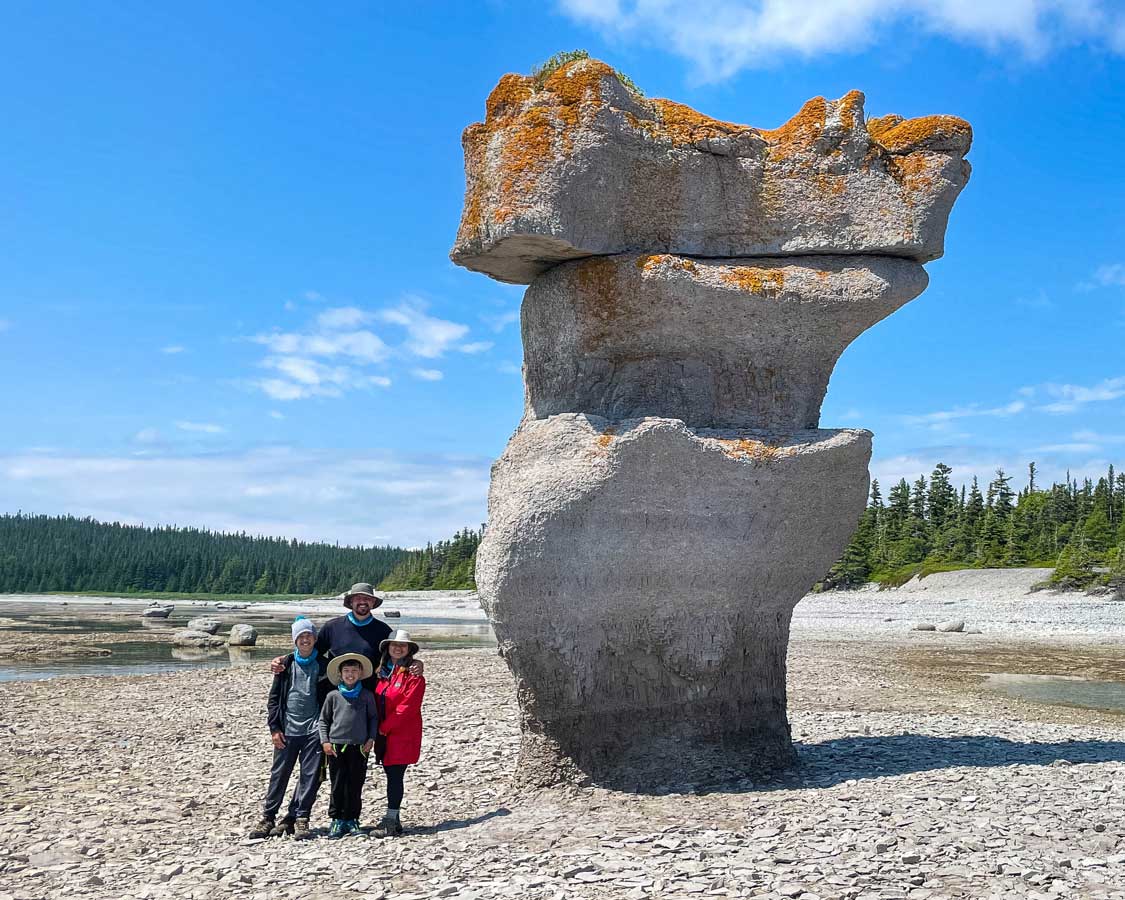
[172,630,225,649]
[228,624,258,647]
[937,619,966,633]
[187,617,221,635]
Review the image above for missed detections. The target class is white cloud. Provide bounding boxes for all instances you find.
[161,345,185,355]
[870,449,1112,493]
[1079,262,1125,290]
[175,421,226,434]
[317,306,372,330]
[559,0,1125,80]
[269,411,285,420]
[458,341,494,354]
[0,319,11,333]
[411,368,444,381]
[0,446,490,547]
[903,400,1026,426]
[1029,442,1102,454]
[1040,377,1125,413]
[379,300,470,359]
[134,428,163,444]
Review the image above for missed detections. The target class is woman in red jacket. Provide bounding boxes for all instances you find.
[373,629,425,837]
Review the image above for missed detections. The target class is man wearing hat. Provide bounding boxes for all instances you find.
[270,582,423,684]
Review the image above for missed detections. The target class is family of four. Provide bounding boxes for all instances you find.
[249,582,426,840]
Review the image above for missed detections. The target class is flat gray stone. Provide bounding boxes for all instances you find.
[451,59,971,283]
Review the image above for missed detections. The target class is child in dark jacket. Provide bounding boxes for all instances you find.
[319,652,379,838]
[249,617,329,841]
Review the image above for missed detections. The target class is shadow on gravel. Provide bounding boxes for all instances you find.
[414,808,511,834]
[783,733,1125,789]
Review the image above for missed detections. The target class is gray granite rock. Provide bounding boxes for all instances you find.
[475,416,871,784]
[171,630,225,649]
[936,620,965,633]
[451,59,971,284]
[187,617,221,635]
[227,624,258,647]
[522,253,927,430]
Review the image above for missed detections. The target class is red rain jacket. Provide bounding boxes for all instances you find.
[376,668,425,765]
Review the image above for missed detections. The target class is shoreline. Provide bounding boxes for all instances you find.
[2,638,1123,900]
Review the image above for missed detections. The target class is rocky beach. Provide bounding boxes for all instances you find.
[1,573,1124,900]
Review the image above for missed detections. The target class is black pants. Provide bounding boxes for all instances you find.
[384,764,407,810]
[262,733,322,820]
[326,744,369,820]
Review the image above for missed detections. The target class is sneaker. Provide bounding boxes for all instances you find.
[292,818,313,841]
[342,818,361,836]
[248,817,275,839]
[268,817,294,837]
[327,818,346,840]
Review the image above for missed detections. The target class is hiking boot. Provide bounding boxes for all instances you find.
[292,818,312,841]
[372,814,403,838]
[327,818,346,840]
[248,817,275,839]
[268,817,294,837]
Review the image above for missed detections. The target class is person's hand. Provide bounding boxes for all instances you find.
[322,742,336,757]
[269,655,285,674]
[271,732,286,750]
[362,739,374,755]
[408,659,425,676]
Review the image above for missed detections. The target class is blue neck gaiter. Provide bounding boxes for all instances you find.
[294,647,318,667]
[338,682,362,699]
[347,611,373,626]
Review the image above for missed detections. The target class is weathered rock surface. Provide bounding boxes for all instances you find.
[227,624,258,647]
[477,416,870,783]
[452,59,972,283]
[172,629,226,649]
[937,619,966,633]
[523,253,927,429]
[454,58,970,787]
[187,617,221,635]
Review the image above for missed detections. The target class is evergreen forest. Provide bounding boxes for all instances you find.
[377,527,483,590]
[823,462,1125,591]
[0,513,411,595]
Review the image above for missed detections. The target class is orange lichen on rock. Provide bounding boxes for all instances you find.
[837,90,865,132]
[485,74,535,123]
[636,254,698,275]
[643,99,751,147]
[761,97,827,162]
[594,426,617,449]
[868,114,972,154]
[715,439,791,462]
[719,267,786,295]
[576,258,622,325]
[887,153,936,196]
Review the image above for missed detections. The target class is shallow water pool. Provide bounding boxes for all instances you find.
[982,673,1125,714]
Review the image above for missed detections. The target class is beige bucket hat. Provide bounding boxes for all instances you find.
[327,652,375,685]
[342,582,383,610]
[379,629,420,656]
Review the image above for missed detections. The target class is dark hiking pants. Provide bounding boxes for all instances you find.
[262,733,323,820]
[326,743,369,821]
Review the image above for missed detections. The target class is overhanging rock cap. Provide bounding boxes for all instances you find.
[450,58,972,284]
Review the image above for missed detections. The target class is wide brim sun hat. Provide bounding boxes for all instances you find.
[379,629,420,656]
[327,652,375,685]
[342,582,383,610]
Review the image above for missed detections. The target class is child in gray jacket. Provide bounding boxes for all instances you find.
[319,652,379,838]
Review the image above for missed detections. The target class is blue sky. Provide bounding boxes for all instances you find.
[2,1,1124,546]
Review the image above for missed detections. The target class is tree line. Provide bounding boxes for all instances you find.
[823,461,1125,591]
[0,513,412,595]
[377,527,483,590]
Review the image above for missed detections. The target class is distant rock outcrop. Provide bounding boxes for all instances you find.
[452,58,971,786]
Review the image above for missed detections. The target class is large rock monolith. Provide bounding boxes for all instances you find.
[452,58,971,786]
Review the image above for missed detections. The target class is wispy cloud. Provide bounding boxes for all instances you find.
[1,446,490,547]
[1078,262,1125,291]
[174,421,226,434]
[903,401,1026,426]
[559,0,1124,81]
[0,319,13,333]
[269,411,285,420]
[134,428,163,444]
[481,309,520,333]
[378,299,469,359]
[161,345,185,354]
[1039,377,1125,413]
[248,296,488,401]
